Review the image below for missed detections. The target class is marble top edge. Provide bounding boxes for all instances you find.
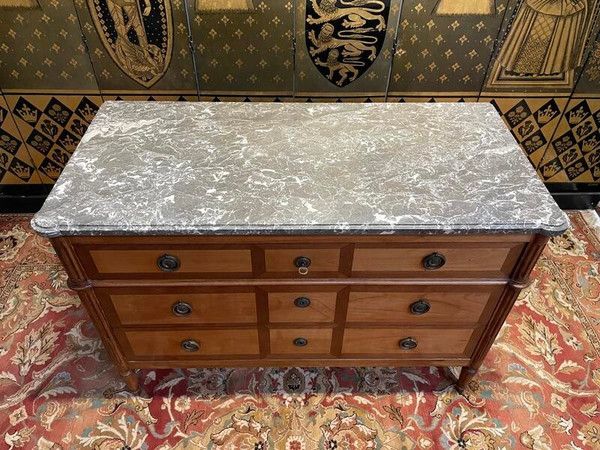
[31,218,569,238]
[32,101,568,238]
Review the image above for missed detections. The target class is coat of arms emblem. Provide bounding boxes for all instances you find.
[87,0,173,87]
[305,0,390,87]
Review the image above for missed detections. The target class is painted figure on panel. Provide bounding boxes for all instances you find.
[88,0,173,87]
[498,0,594,76]
[305,0,390,87]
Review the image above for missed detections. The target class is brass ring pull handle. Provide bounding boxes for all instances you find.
[399,337,418,350]
[293,338,308,347]
[410,299,431,315]
[181,339,200,352]
[172,301,192,317]
[294,256,311,276]
[422,252,446,270]
[157,254,180,272]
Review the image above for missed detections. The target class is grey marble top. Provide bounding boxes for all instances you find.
[31,101,568,237]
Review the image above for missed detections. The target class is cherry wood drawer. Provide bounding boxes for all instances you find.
[121,329,260,358]
[270,328,333,355]
[263,246,346,277]
[79,246,254,279]
[97,287,257,326]
[346,286,501,326]
[342,328,475,356]
[268,289,338,323]
[352,243,524,277]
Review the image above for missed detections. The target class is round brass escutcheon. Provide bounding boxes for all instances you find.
[422,252,446,270]
[399,337,418,350]
[294,297,311,308]
[410,299,431,315]
[172,301,192,317]
[157,254,180,272]
[181,339,200,352]
[293,337,308,347]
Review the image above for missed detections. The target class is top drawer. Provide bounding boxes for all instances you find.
[351,243,525,277]
[81,247,254,279]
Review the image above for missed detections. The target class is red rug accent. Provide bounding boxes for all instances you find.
[1,212,600,449]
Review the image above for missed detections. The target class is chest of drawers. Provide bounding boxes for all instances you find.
[32,102,568,393]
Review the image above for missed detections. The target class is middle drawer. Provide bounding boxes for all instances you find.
[97,286,258,326]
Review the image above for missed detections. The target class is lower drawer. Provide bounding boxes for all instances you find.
[270,328,333,355]
[342,328,475,356]
[346,286,499,325]
[120,329,260,358]
[97,287,257,326]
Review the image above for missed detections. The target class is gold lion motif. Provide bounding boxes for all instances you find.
[307,0,387,31]
[314,49,363,85]
[308,23,379,61]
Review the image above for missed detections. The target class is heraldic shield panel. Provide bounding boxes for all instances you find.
[87,0,173,88]
[305,0,391,87]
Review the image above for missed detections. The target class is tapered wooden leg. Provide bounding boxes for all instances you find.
[121,370,140,393]
[456,366,477,393]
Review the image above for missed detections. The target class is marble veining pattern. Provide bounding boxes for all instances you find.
[31,102,568,237]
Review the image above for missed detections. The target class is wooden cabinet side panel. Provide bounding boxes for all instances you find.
[50,237,135,388]
[459,234,549,390]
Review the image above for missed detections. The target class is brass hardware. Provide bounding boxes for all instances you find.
[422,252,446,270]
[157,254,180,272]
[410,299,431,315]
[181,339,200,352]
[294,256,311,275]
[399,337,418,350]
[294,297,311,308]
[172,301,192,316]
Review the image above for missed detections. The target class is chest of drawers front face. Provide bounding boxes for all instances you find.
[62,234,531,368]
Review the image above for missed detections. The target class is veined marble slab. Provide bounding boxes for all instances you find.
[31,101,568,237]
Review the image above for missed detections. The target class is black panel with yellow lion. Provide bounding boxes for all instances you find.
[305,0,390,87]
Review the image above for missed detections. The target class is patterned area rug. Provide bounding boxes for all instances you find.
[1,212,600,449]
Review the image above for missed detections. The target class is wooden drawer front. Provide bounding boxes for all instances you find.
[87,249,253,276]
[352,245,522,276]
[104,291,257,326]
[347,287,496,325]
[268,291,337,323]
[270,328,333,354]
[123,329,260,357]
[342,328,475,356]
[264,248,342,275]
